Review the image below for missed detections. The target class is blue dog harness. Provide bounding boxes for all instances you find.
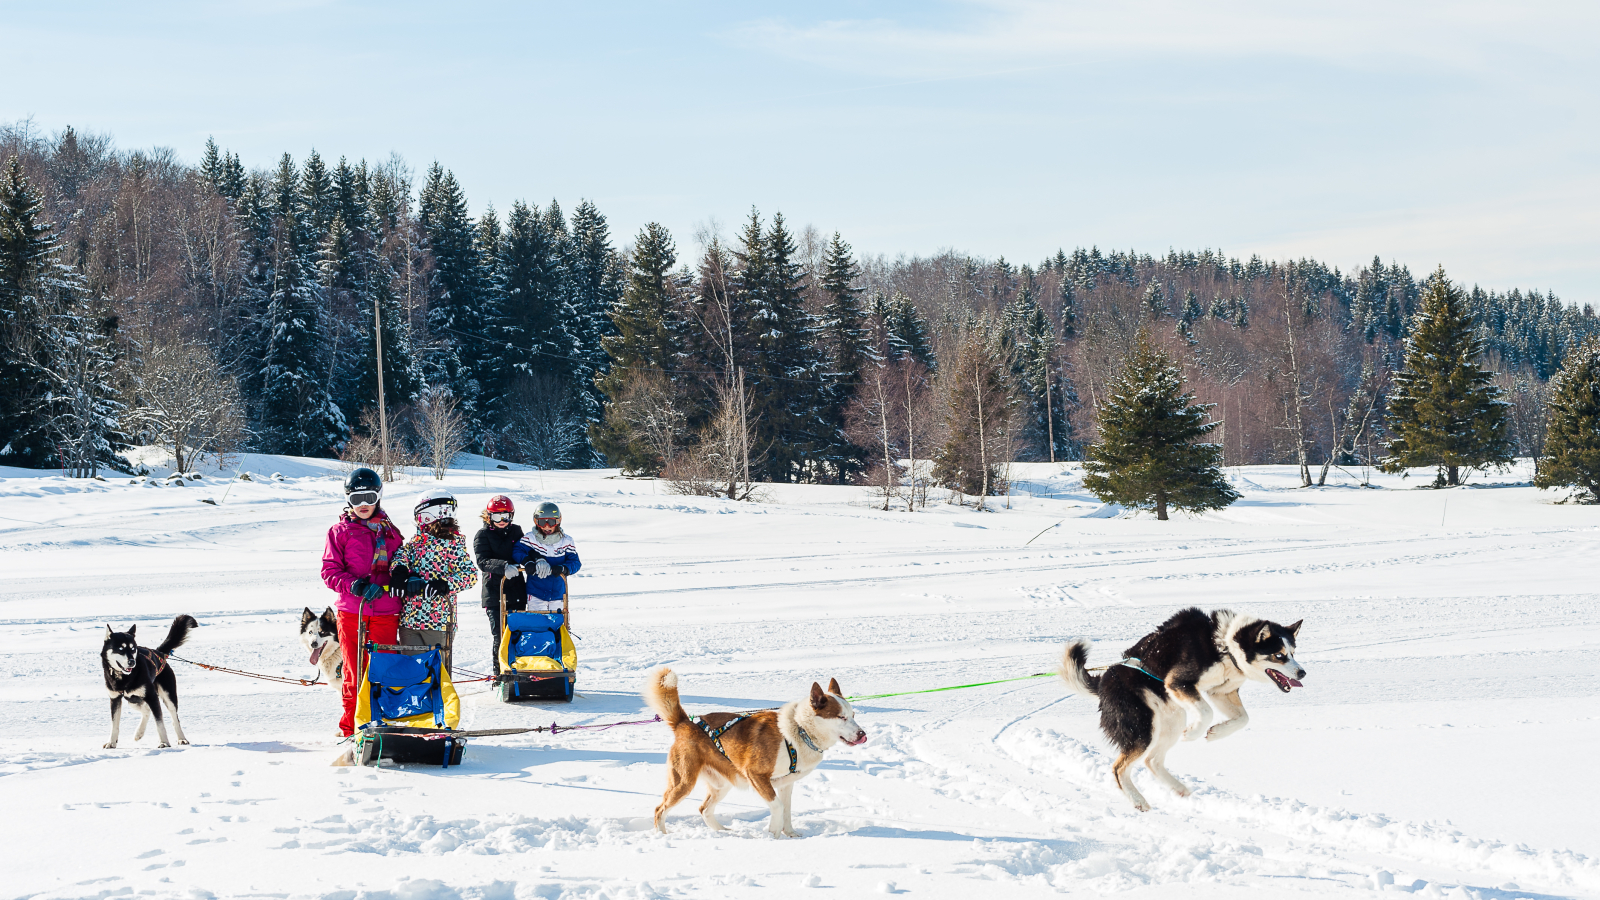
[1119,657,1163,683]
[692,714,802,775]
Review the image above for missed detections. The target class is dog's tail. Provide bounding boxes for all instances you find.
[157,614,199,657]
[1058,640,1101,697]
[642,666,688,728]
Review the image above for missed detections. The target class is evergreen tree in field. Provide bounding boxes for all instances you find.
[565,200,624,465]
[815,232,872,480]
[0,157,124,471]
[199,138,224,193]
[418,162,484,414]
[1003,285,1075,461]
[300,151,336,237]
[1082,330,1237,520]
[0,157,58,465]
[884,292,936,372]
[818,233,873,386]
[1534,337,1600,500]
[1380,268,1513,485]
[592,222,686,471]
[259,166,345,457]
[739,210,830,482]
[498,200,567,383]
[473,206,512,422]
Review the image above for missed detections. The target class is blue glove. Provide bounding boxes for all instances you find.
[351,578,384,601]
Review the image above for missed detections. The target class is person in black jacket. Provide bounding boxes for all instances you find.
[473,494,525,668]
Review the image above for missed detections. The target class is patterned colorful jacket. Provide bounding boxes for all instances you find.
[393,531,478,630]
[511,530,581,604]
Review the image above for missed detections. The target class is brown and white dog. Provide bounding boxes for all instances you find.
[643,667,867,838]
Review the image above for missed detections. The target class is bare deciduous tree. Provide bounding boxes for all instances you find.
[412,386,467,480]
[501,373,588,470]
[131,337,246,474]
[666,370,764,500]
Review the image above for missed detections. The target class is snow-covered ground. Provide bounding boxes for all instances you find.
[2,451,1597,900]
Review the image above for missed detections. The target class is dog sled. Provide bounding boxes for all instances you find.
[352,643,466,767]
[496,575,576,703]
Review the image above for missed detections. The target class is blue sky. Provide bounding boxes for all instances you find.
[7,1,1597,299]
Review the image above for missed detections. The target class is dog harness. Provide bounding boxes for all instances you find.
[1119,657,1163,683]
[138,647,169,677]
[692,714,802,775]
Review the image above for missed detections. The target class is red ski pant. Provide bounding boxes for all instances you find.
[337,610,398,737]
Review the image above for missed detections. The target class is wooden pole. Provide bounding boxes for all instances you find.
[375,293,389,479]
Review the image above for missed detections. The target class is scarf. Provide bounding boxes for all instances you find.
[352,508,393,578]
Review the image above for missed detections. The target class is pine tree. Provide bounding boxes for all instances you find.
[884,292,936,371]
[418,163,484,413]
[565,200,624,466]
[259,167,345,457]
[739,210,830,481]
[1380,268,1513,485]
[499,200,565,383]
[815,232,872,480]
[198,138,224,193]
[0,157,124,471]
[1082,330,1237,520]
[300,151,336,238]
[593,222,686,471]
[1534,337,1600,500]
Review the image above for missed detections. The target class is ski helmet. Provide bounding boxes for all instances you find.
[414,488,458,525]
[486,495,515,516]
[533,501,561,532]
[343,467,382,507]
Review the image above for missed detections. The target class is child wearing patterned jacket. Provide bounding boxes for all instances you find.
[390,489,477,674]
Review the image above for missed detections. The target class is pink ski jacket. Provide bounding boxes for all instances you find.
[321,508,407,616]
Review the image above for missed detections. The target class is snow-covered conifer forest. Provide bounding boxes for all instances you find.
[3,122,1597,487]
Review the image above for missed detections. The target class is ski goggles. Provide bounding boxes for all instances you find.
[347,490,381,507]
[534,516,560,530]
[488,512,513,523]
[417,501,457,525]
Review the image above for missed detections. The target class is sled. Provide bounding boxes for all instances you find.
[496,575,576,703]
[352,642,465,768]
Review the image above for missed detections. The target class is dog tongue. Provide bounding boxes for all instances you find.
[1287,677,1303,688]
[309,645,323,665]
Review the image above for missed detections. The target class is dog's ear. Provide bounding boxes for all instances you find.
[809,682,827,711]
[105,624,113,638]
[827,677,843,697]
[1256,622,1272,644]
[127,624,136,639]
[301,607,316,626]
[1286,619,1302,638]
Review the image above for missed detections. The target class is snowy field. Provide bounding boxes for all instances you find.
[1,451,1597,900]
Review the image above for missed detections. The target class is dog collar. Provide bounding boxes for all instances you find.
[796,726,821,753]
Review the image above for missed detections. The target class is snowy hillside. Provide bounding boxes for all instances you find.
[1,453,1597,899]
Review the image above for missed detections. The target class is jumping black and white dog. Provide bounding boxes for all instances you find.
[1059,607,1305,811]
[299,606,343,693]
[101,615,198,749]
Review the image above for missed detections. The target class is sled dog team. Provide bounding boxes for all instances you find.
[101,467,1310,832]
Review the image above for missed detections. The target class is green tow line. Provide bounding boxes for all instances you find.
[846,672,1058,702]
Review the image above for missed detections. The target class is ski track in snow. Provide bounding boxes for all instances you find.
[0,455,1597,899]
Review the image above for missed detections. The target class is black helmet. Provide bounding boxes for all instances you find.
[343,467,382,494]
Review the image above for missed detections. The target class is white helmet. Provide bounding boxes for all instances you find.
[414,489,457,525]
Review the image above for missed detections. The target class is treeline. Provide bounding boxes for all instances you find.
[2,122,1596,488]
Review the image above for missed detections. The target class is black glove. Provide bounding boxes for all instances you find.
[389,563,410,585]
[351,578,384,601]
[552,564,569,578]
[422,578,451,601]
[402,577,427,598]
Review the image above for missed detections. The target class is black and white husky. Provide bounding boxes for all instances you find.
[299,606,343,692]
[102,615,198,749]
[1059,607,1306,811]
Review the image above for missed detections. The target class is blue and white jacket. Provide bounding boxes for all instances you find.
[511,530,581,604]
